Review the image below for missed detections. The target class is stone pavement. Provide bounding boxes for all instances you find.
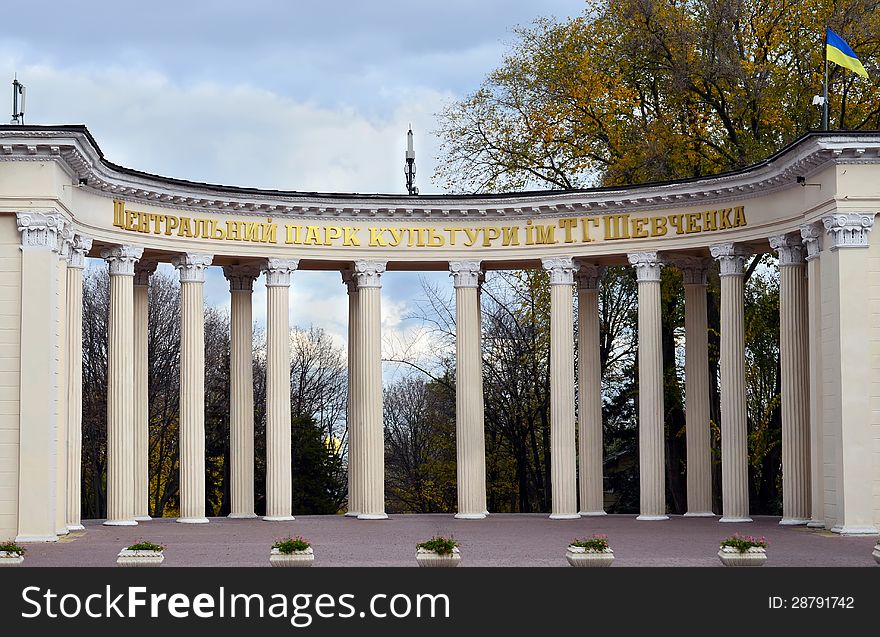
[17,514,879,567]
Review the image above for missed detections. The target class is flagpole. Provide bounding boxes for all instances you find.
[823,29,829,130]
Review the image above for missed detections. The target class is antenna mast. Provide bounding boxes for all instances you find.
[404,126,418,195]
[11,75,25,124]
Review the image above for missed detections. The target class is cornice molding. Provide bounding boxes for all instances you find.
[2,128,879,222]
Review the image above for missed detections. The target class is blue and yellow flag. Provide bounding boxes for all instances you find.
[826,28,868,78]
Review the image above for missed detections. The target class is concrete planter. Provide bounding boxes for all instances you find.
[270,547,314,567]
[565,546,614,567]
[718,546,767,567]
[416,547,461,567]
[116,549,165,567]
[872,543,880,565]
[0,551,25,567]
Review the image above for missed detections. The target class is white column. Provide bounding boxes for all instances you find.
[262,258,298,521]
[675,257,714,517]
[770,234,811,525]
[710,243,752,523]
[800,223,825,528]
[820,213,878,534]
[15,212,65,542]
[628,252,668,520]
[223,265,260,519]
[55,225,71,536]
[65,234,91,531]
[132,259,158,522]
[354,260,388,520]
[450,261,487,519]
[172,253,213,524]
[576,263,605,516]
[542,257,579,519]
[102,245,144,526]
[342,269,362,517]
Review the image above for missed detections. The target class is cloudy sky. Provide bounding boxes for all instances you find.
[2,0,585,376]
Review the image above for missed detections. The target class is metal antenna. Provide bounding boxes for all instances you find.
[404,125,418,195]
[11,75,25,124]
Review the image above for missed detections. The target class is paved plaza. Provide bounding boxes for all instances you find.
[17,514,879,567]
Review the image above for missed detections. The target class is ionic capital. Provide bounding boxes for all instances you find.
[709,243,749,277]
[822,213,874,250]
[799,223,823,261]
[172,253,213,283]
[542,256,578,285]
[670,256,710,285]
[262,258,299,287]
[353,260,386,288]
[223,264,261,291]
[627,251,663,282]
[66,234,93,270]
[341,268,357,295]
[574,262,604,290]
[768,234,806,267]
[449,260,481,288]
[101,245,144,276]
[16,211,67,252]
[57,223,74,261]
[133,259,159,286]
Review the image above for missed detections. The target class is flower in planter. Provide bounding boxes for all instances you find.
[270,536,314,567]
[272,536,311,554]
[0,540,26,556]
[569,534,611,553]
[126,541,165,552]
[416,536,458,555]
[719,534,768,553]
[416,536,460,567]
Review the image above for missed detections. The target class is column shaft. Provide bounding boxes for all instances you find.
[576,266,604,516]
[55,243,69,535]
[132,259,157,521]
[103,246,143,526]
[772,235,811,525]
[263,259,297,521]
[543,258,578,519]
[174,253,211,523]
[228,281,256,518]
[65,235,90,531]
[636,271,667,518]
[355,261,387,520]
[451,261,486,519]
[679,259,713,516]
[712,244,751,522]
[344,272,362,516]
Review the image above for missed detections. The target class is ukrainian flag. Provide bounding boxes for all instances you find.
[826,28,868,78]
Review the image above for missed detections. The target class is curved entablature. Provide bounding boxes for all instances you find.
[1,124,879,267]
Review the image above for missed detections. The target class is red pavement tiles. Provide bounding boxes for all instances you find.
[17,514,879,567]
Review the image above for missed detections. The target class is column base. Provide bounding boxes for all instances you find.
[779,517,810,526]
[549,513,580,520]
[830,525,880,536]
[483,510,490,516]
[103,519,138,526]
[579,510,607,517]
[454,512,486,520]
[807,520,825,528]
[66,524,85,532]
[344,511,361,517]
[684,511,716,517]
[357,513,388,520]
[636,515,669,521]
[227,513,258,519]
[56,527,70,536]
[176,517,209,524]
[15,534,58,543]
[134,515,152,522]
[262,515,296,522]
[719,516,753,523]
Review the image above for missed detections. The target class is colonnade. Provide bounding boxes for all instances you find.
[15,211,874,529]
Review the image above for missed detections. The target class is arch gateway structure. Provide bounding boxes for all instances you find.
[1,124,879,542]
